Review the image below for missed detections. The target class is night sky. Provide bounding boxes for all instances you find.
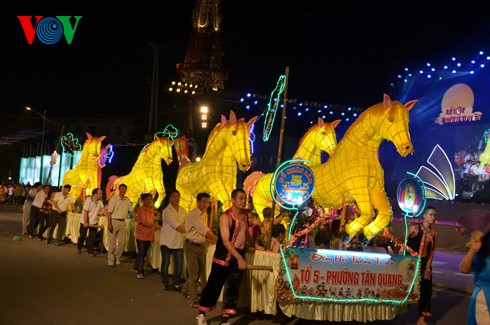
[2,1,490,120]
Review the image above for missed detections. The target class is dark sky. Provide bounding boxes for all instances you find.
[2,0,490,118]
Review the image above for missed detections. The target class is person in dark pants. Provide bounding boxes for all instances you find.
[37,186,53,241]
[406,206,438,325]
[196,189,263,325]
[46,185,76,245]
[77,188,105,255]
[160,190,187,291]
[28,184,48,237]
[134,193,160,279]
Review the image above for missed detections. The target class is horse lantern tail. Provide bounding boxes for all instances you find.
[243,171,264,205]
[105,175,119,199]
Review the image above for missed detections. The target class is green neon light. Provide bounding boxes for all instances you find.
[60,133,82,156]
[159,124,179,140]
[279,247,421,304]
[263,75,286,141]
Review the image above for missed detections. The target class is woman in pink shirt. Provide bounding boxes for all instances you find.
[135,193,161,279]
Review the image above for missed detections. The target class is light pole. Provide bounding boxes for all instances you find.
[26,106,47,183]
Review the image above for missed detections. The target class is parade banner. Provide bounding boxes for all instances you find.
[277,248,420,304]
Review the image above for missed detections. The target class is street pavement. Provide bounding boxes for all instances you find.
[0,205,473,324]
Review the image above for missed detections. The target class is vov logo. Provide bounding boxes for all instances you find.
[17,16,82,45]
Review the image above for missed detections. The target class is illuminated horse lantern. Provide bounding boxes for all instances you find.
[106,135,173,208]
[245,118,341,217]
[311,94,418,242]
[62,133,106,202]
[177,111,258,211]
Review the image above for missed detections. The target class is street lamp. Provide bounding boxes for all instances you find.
[26,106,47,183]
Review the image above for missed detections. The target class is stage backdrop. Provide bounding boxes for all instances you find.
[380,51,490,199]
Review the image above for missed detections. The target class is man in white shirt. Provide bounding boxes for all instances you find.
[23,182,42,235]
[47,185,76,246]
[77,188,105,256]
[160,190,187,291]
[106,184,136,266]
[182,193,217,307]
[28,185,49,237]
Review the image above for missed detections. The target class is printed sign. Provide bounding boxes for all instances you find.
[277,248,420,304]
[397,177,426,216]
[274,162,314,206]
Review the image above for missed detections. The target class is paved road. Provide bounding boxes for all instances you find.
[0,206,473,324]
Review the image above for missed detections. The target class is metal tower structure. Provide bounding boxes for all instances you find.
[176,0,228,92]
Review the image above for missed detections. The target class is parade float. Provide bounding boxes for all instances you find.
[234,93,422,322]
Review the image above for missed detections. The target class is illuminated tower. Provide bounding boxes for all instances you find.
[176,0,228,92]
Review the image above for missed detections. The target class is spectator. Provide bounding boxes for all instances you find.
[269,223,286,253]
[46,185,76,246]
[134,193,160,279]
[182,193,217,307]
[106,184,136,266]
[160,190,187,291]
[77,188,105,256]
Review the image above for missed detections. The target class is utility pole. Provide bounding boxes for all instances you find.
[148,42,163,136]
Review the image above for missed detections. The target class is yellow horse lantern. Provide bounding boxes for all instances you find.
[245,118,341,218]
[176,111,258,211]
[310,94,418,242]
[106,135,173,208]
[62,133,106,202]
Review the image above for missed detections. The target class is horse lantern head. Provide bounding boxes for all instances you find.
[312,118,341,156]
[85,132,106,162]
[378,94,418,157]
[154,135,173,165]
[221,111,258,172]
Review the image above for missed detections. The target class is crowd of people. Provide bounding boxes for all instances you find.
[0,182,30,208]
[18,182,490,325]
[455,149,490,194]
[22,183,283,325]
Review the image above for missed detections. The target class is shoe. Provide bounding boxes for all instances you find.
[115,259,121,265]
[164,284,173,291]
[37,238,43,242]
[173,285,182,292]
[108,262,115,267]
[131,268,138,273]
[196,314,208,325]
[191,301,199,308]
[137,274,144,279]
[183,292,191,300]
[54,241,62,246]
[77,249,82,254]
[46,239,52,245]
[90,253,97,257]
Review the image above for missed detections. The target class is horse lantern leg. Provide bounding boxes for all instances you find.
[345,194,374,243]
[363,182,393,240]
